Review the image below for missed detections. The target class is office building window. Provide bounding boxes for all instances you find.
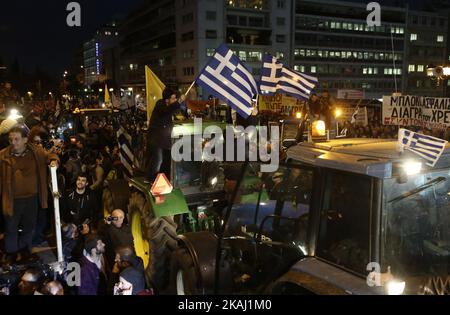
[410,33,417,41]
[183,67,195,76]
[277,17,285,26]
[206,11,216,21]
[276,52,284,59]
[276,35,286,43]
[206,30,217,39]
[311,66,317,73]
[417,65,424,72]
[277,0,285,9]
[181,31,194,42]
[206,48,215,57]
[408,65,415,72]
[182,13,194,25]
[437,35,444,42]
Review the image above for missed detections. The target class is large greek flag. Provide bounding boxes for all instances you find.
[399,128,448,167]
[260,55,318,101]
[117,126,137,177]
[196,44,259,118]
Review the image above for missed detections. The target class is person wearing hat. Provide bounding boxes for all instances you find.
[0,118,18,150]
[0,124,59,265]
[147,88,186,182]
[114,266,146,295]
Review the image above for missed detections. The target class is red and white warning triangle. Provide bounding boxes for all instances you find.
[151,173,173,196]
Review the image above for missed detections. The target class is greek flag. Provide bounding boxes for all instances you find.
[399,128,448,167]
[351,106,359,124]
[260,55,318,101]
[117,126,137,177]
[196,44,259,118]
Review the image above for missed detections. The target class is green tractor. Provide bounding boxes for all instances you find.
[102,119,231,292]
[168,138,450,295]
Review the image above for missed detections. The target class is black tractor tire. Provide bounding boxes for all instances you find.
[128,191,178,293]
[170,247,201,295]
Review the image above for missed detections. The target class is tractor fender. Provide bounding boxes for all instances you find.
[177,232,219,292]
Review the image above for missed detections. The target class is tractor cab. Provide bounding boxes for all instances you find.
[171,138,450,295]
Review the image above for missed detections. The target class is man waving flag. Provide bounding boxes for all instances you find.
[260,55,318,101]
[398,128,448,167]
[196,44,259,118]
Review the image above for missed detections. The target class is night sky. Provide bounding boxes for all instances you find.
[0,0,444,79]
[0,0,143,78]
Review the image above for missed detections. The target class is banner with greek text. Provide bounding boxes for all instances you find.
[259,94,305,114]
[383,95,450,130]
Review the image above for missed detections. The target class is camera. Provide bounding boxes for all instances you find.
[106,216,119,222]
[77,218,91,232]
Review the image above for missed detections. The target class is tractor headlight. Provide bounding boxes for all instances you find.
[386,280,405,295]
[312,120,326,137]
[401,161,422,176]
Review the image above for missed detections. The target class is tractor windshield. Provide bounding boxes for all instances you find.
[382,170,450,292]
[225,163,314,252]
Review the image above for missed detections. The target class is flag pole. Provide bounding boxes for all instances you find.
[185,80,196,96]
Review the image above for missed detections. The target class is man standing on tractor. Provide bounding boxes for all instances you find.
[146,88,186,182]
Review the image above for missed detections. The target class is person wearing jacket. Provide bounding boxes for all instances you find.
[147,88,186,182]
[0,124,59,265]
[78,234,107,295]
[61,173,99,260]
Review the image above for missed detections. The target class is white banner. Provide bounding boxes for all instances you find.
[337,89,365,100]
[383,95,450,130]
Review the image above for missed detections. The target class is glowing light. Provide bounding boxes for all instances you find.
[386,280,406,295]
[295,112,302,119]
[8,109,23,120]
[312,120,326,137]
[401,161,422,175]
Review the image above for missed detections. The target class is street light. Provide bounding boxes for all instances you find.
[426,64,450,86]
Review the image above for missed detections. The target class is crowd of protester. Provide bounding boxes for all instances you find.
[1,87,450,296]
[0,94,155,295]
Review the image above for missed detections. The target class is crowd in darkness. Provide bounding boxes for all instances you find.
[0,95,153,295]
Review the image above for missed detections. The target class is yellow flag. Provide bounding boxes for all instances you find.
[105,84,111,104]
[145,66,166,122]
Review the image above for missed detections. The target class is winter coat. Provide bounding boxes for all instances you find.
[0,144,59,217]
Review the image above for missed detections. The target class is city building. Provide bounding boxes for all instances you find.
[293,0,407,100]
[83,21,120,86]
[405,10,448,97]
[119,0,293,97]
[116,0,450,100]
[119,0,177,94]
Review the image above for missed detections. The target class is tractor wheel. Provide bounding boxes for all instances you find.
[128,192,178,292]
[170,247,201,295]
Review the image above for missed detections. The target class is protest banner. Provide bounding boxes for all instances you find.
[259,94,305,114]
[383,95,450,130]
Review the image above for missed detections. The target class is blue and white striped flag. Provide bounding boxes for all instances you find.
[117,126,138,177]
[260,55,318,101]
[399,128,448,167]
[196,44,259,118]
